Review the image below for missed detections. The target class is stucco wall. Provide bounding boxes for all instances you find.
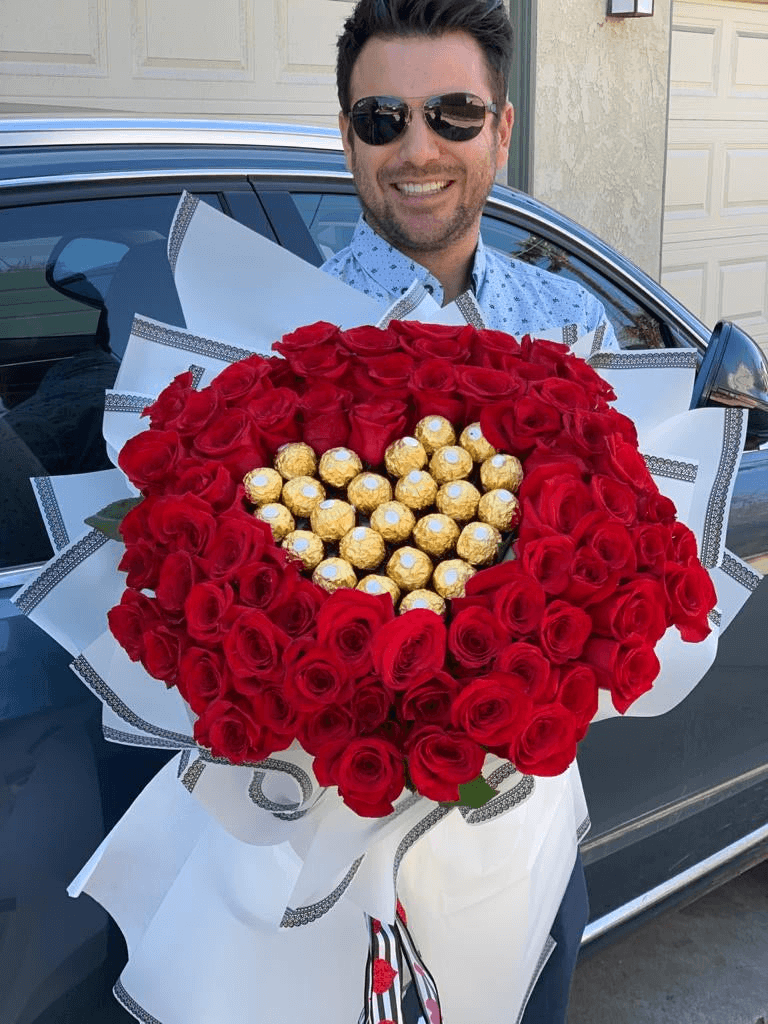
[532,0,672,279]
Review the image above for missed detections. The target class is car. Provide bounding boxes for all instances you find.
[1,116,767,1024]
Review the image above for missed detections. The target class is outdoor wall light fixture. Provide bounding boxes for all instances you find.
[607,0,654,15]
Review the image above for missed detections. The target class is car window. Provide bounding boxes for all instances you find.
[292,192,361,261]
[0,192,222,571]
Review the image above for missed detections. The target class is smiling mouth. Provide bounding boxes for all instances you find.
[393,181,452,196]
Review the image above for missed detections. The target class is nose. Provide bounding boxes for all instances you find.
[396,107,443,165]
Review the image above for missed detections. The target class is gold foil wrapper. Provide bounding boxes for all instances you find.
[370,501,416,543]
[436,480,481,521]
[356,574,400,603]
[456,521,502,566]
[340,526,386,570]
[399,589,446,615]
[274,442,317,480]
[429,445,473,484]
[384,436,427,477]
[478,488,521,531]
[282,530,324,570]
[415,415,457,454]
[459,423,497,462]
[432,558,476,599]
[312,557,357,592]
[253,502,294,541]
[386,546,433,592]
[480,453,524,492]
[281,475,326,517]
[243,467,283,505]
[310,499,356,541]
[347,472,393,515]
[412,513,460,557]
[318,447,363,488]
[394,469,438,511]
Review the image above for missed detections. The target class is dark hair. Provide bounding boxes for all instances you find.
[336,0,514,118]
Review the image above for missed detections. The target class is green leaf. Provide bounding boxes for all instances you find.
[85,497,142,541]
[441,774,498,810]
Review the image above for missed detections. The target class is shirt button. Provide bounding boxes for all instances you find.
[424,284,434,295]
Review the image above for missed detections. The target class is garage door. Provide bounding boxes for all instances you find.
[662,0,768,355]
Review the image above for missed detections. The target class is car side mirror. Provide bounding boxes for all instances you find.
[691,320,768,446]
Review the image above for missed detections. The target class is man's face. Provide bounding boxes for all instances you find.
[339,31,513,261]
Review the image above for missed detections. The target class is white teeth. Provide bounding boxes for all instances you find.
[396,181,449,195]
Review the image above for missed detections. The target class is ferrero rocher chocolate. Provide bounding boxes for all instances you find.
[243,467,283,505]
[282,529,324,570]
[432,558,476,599]
[457,521,502,566]
[385,436,427,477]
[370,501,415,543]
[282,475,326,517]
[274,442,317,480]
[399,589,446,615]
[415,414,456,454]
[253,502,294,541]
[436,480,481,521]
[478,488,521,531]
[340,526,386,570]
[412,513,460,557]
[480,453,524,492]
[386,546,433,592]
[318,447,363,488]
[394,469,438,511]
[429,445,473,484]
[356,574,400,603]
[312,557,357,592]
[347,472,393,515]
[460,422,497,462]
[310,499,356,541]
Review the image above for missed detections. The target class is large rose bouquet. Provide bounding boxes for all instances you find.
[107,319,716,817]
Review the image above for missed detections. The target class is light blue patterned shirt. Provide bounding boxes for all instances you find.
[321,216,618,347]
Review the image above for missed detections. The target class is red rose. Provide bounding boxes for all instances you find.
[664,558,716,642]
[447,606,507,670]
[118,494,159,545]
[392,321,475,362]
[407,726,485,802]
[143,371,193,428]
[561,354,616,401]
[341,323,400,355]
[518,465,594,539]
[107,590,160,662]
[192,408,254,458]
[372,611,447,692]
[590,475,638,527]
[574,513,637,576]
[555,663,598,737]
[299,382,352,453]
[175,461,237,512]
[168,385,221,436]
[282,341,350,382]
[179,647,230,714]
[454,365,521,417]
[209,355,274,404]
[274,320,345,356]
[495,642,555,701]
[531,377,593,414]
[155,550,199,612]
[668,522,699,563]
[194,694,282,764]
[141,624,184,684]
[451,673,533,746]
[400,672,458,727]
[259,681,302,741]
[223,609,288,682]
[347,398,408,465]
[350,677,393,733]
[314,737,405,817]
[642,491,678,526]
[200,513,270,581]
[462,559,520,602]
[147,495,217,555]
[118,429,183,491]
[583,638,660,712]
[630,523,671,575]
[316,591,395,677]
[409,359,466,422]
[492,574,547,636]
[511,704,578,776]
[363,352,416,391]
[560,545,617,607]
[247,387,301,452]
[560,410,617,458]
[270,579,325,639]
[118,539,162,591]
[520,535,577,595]
[299,704,356,756]
[481,395,562,455]
[539,600,593,663]
[598,435,651,492]
[284,646,353,711]
[184,581,234,642]
[234,554,294,611]
[591,578,668,645]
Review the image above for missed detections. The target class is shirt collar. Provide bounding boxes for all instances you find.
[349,216,487,305]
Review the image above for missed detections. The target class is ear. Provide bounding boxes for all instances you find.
[495,101,514,171]
[339,111,354,171]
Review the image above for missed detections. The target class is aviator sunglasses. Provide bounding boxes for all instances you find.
[347,92,499,147]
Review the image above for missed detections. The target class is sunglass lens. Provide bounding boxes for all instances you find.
[426,94,486,141]
[352,97,407,145]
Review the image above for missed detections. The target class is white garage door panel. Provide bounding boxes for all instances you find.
[663,0,768,355]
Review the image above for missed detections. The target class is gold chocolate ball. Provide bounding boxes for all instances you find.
[386,546,433,592]
[432,559,476,599]
[274,442,317,480]
[399,589,447,616]
[457,521,502,566]
[253,502,294,541]
[415,415,456,454]
[436,480,481,521]
[312,557,357,592]
[370,501,416,543]
[347,472,393,515]
[395,469,438,511]
[243,467,283,505]
[429,445,473,484]
[318,447,363,488]
[310,499,356,541]
[282,530,324,570]
[356,574,400,604]
[340,526,386,570]
[460,423,497,462]
[385,436,428,477]
[412,513,460,557]
[480,453,524,493]
[281,475,326,517]
[478,488,521,531]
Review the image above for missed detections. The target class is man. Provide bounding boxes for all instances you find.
[322,1,610,1021]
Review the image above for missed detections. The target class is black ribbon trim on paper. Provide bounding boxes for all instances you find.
[167,191,199,275]
[12,529,109,615]
[32,476,69,552]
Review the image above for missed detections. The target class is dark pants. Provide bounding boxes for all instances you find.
[520,852,589,1024]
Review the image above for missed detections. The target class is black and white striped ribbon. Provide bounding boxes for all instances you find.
[361,908,442,1024]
